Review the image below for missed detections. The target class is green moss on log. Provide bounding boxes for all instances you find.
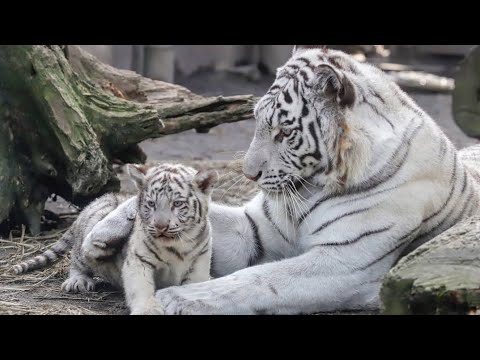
[0,45,256,234]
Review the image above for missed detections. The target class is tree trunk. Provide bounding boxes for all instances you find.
[0,45,256,235]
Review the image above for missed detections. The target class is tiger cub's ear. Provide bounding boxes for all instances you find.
[127,164,148,190]
[193,170,219,196]
[313,64,355,107]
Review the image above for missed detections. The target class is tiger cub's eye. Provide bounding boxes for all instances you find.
[147,200,156,208]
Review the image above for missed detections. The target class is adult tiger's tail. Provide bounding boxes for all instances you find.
[12,228,75,275]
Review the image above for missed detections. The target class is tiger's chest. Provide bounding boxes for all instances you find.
[154,260,189,287]
[247,195,305,261]
[152,242,198,287]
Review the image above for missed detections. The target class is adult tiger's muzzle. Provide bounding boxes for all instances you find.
[243,140,269,183]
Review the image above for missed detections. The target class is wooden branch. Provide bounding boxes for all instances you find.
[388,71,455,93]
[0,45,256,234]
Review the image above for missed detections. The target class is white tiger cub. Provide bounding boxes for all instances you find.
[13,163,217,315]
[122,163,217,315]
[85,46,480,315]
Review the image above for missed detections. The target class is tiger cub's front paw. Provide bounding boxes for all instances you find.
[61,275,96,293]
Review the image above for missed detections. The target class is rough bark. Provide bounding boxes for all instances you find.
[0,45,256,234]
[380,216,480,315]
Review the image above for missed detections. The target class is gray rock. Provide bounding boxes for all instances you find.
[380,216,480,315]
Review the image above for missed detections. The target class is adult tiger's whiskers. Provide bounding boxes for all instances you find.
[287,180,313,234]
[215,173,245,190]
[281,184,291,240]
[218,176,249,202]
[291,174,315,196]
[233,151,247,160]
[284,186,298,239]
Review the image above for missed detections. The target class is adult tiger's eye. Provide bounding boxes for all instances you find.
[274,128,292,143]
[173,201,184,208]
[147,200,156,208]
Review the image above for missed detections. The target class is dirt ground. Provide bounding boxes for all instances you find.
[1,57,477,315]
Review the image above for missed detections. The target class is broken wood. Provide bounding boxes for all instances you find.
[388,71,455,93]
[0,45,256,234]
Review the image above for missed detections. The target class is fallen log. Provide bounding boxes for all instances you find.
[0,45,256,234]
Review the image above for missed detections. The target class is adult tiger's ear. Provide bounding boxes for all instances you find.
[127,164,148,190]
[313,64,355,107]
[292,45,327,55]
[193,170,219,196]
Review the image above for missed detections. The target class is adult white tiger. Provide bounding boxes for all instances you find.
[90,45,480,314]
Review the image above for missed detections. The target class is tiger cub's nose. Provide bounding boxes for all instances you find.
[154,221,169,233]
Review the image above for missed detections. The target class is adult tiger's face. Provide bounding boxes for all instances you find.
[243,47,357,192]
[128,163,218,239]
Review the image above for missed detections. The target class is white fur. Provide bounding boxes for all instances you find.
[123,218,212,315]
[122,164,215,315]
[89,48,480,314]
[153,48,480,314]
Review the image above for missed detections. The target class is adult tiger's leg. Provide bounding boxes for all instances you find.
[154,207,425,314]
[154,246,389,315]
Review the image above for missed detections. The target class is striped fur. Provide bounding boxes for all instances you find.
[12,229,73,275]
[87,47,480,314]
[12,193,133,286]
[12,163,216,307]
[122,163,217,315]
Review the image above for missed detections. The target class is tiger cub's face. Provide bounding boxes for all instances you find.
[128,164,218,240]
[243,47,357,193]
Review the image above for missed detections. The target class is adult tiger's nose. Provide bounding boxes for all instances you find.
[243,170,262,182]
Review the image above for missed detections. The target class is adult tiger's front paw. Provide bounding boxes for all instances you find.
[156,275,255,314]
[81,234,117,260]
[130,299,165,315]
[155,283,227,315]
[82,242,115,260]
